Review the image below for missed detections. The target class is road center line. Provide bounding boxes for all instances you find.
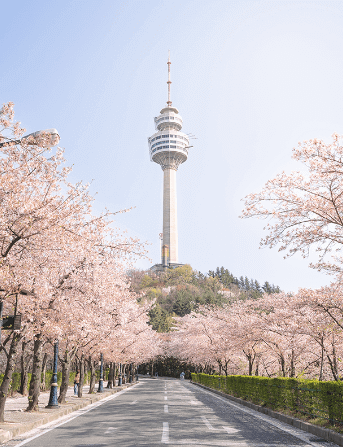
[161,422,169,444]
[164,404,168,413]
[223,426,240,434]
[104,427,117,434]
[130,400,138,405]
[164,396,167,400]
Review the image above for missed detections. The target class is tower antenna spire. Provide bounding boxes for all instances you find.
[167,50,172,107]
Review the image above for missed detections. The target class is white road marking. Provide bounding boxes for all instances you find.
[201,415,220,430]
[167,441,304,446]
[164,404,169,413]
[12,384,140,446]
[192,385,329,447]
[223,426,240,434]
[161,421,169,444]
[130,400,138,405]
[164,396,168,400]
[190,400,199,405]
[104,427,117,434]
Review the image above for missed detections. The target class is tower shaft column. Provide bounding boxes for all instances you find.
[163,167,178,264]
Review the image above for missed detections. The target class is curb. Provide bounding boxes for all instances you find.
[0,383,136,444]
[191,382,343,447]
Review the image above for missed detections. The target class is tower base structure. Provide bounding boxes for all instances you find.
[150,262,184,273]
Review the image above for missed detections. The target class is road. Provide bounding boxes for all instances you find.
[5,378,338,447]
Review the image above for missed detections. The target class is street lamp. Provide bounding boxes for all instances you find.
[97,353,104,393]
[118,363,122,386]
[0,128,60,148]
[46,340,59,408]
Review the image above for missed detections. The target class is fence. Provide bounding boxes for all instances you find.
[191,373,343,425]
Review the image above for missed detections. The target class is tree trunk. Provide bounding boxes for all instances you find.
[248,355,253,376]
[107,362,113,388]
[20,341,30,396]
[327,353,339,381]
[27,334,44,411]
[279,355,286,377]
[58,349,71,404]
[319,337,324,381]
[0,332,22,422]
[289,350,295,378]
[88,356,96,394]
[113,362,117,386]
[254,358,259,376]
[40,353,48,391]
[78,355,85,398]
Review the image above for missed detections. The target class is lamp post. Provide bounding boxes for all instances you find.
[46,340,59,408]
[97,353,104,393]
[0,128,60,148]
[118,363,122,386]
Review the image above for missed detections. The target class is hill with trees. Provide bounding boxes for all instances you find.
[130,265,281,333]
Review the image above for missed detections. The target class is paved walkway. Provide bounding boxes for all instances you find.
[5,385,90,411]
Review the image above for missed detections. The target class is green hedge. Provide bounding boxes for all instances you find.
[191,373,343,424]
[0,370,97,395]
[0,372,31,394]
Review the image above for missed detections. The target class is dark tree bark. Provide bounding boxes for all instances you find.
[20,341,31,396]
[107,362,113,388]
[319,336,324,381]
[27,334,44,411]
[40,352,48,391]
[58,349,72,404]
[88,356,96,394]
[113,362,117,386]
[289,350,295,378]
[78,355,85,398]
[120,363,124,384]
[0,332,22,422]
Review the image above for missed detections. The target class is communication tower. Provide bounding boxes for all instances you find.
[148,54,190,270]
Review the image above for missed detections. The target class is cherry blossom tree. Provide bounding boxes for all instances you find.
[242,133,343,275]
[0,103,150,419]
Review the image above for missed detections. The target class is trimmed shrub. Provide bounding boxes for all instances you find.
[191,373,343,424]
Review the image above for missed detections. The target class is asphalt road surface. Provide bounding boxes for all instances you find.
[5,378,339,447]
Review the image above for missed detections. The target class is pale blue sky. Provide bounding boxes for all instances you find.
[2,0,343,291]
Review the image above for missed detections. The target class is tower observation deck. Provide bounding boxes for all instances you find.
[148,54,190,269]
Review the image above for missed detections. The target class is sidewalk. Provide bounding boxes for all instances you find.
[0,382,135,444]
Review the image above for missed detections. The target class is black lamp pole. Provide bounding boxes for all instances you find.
[97,353,104,393]
[118,363,122,386]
